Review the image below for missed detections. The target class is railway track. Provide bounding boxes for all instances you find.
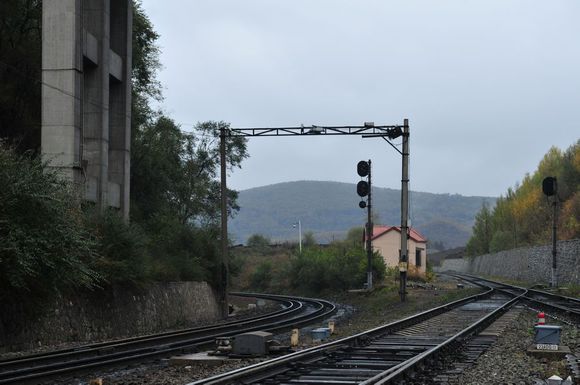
[0,293,335,384]
[449,273,580,323]
[192,275,579,385]
[3,275,577,384]
[191,280,523,385]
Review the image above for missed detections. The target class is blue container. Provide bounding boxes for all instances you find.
[534,325,561,345]
[311,327,331,340]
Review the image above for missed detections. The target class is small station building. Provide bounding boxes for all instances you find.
[367,225,428,275]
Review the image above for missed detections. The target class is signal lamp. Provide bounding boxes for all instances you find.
[542,177,557,196]
[357,180,369,197]
[357,160,370,177]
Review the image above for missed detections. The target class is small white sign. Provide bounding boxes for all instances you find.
[536,344,558,351]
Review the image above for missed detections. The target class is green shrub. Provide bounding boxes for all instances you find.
[86,208,150,285]
[288,244,386,292]
[250,261,273,291]
[145,214,215,283]
[247,234,271,248]
[0,146,101,301]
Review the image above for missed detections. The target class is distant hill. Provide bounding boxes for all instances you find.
[229,181,496,248]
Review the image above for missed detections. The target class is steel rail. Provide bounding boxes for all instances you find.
[190,282,496,385]
[193,274,577,385]
[449,272,580,320]
[0,294,335,384]
[362,290,525,384]
[0,295,299,372]
[0,295,296,368]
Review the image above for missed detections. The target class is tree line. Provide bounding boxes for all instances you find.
[466,141,580,256]
[0,1,247,303]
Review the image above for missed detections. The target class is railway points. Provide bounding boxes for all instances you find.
[1,275,578,384]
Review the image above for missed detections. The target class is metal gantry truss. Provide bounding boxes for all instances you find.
[226,123,404,139]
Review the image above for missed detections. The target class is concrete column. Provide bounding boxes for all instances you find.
[82,0,110,208]
[41,0,83,183]
[42,0,132,219]
[108,0,132,219]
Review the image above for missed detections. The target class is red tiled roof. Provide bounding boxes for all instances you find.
[366,225,427,243]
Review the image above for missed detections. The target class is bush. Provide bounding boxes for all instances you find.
[86,208,151,285]
[250,261,273,291]
[288,244,386,292]
[0,146,101,301]
[144,214,215,283]
[247,234,271,248]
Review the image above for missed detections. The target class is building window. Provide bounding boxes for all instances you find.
[415,248,422,267]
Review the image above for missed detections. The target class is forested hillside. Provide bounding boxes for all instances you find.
[229,181,495,248]
[466,141,580,256]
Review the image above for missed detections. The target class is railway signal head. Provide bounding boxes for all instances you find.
[357,160,370,177]
[542,176,557,196]
[359,200,367,209]
[357,180,369,197]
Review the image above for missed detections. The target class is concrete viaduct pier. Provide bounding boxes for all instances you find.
[41,0,132,218]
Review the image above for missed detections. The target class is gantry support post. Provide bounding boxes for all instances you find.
[219,125,229,317]
[399,119,410,302]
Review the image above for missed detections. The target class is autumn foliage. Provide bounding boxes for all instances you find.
[466,141,580,256]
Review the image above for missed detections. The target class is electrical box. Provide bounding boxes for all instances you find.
[232,331,273,356]
[534,325,561,346]
[311,327,331,341]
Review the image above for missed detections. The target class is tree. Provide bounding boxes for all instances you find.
[303,231,317,247]
[466,201,492,256]
[345,227,364,247]
[175,121,248,225]
[0,0,42,152]
[466,141,580,255]
[130,118,248,224]
[247,234,271,248]
[132,0,162,104]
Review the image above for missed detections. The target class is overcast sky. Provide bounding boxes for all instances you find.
[140,0,579,197]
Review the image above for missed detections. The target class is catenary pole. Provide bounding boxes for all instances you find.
[298,220,302,253]
[399,119,410,302]
[219,125,229,317]
[551,193,558,287]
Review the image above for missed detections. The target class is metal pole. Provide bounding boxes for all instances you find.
[399,119,410,302]
[219,125,229,317]
[551,194,558,287]
[366,159,373,290]
[299,220,302,253]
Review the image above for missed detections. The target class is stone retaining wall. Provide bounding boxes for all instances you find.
[436,239,580,285]
[0,281,221,352]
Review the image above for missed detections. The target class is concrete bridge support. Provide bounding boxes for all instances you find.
[41,0,132,219]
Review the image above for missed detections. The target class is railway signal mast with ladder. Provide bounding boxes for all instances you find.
[356,158,374,290]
